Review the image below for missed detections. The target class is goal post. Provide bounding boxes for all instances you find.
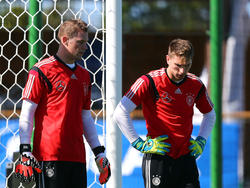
[28,0,42,69]
[210,0,223,188]
[105,0,123,187]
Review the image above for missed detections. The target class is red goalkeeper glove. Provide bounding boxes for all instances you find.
[93,146,111,184]
[15,144,42,183]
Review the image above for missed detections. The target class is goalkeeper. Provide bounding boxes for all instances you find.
[15,19,110,188]
[113,39,216,188]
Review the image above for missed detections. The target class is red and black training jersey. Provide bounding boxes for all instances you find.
[23,55,91,163]
[125,68,213,159]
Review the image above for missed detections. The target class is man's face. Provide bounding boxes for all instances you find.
[166,54,192,82]
[65,30,88,61]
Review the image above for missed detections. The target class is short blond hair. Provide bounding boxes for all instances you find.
[58,19,88,41]
[168,39,193,60]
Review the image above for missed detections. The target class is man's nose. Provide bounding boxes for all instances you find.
[179,67,185,74]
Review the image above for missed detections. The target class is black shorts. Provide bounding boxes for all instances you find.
[142,153,200,188]
[34,161,87,188]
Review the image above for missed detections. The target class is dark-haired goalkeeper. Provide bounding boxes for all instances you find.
[113,39,216,188]
[15,19,110,188]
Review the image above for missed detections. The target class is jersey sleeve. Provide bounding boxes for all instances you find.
[22,68,44,104]
[124,75,149,106]
[195,85,214,114]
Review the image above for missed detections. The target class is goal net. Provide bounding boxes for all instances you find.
[0,0,106,187]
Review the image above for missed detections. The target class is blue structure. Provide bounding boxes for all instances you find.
[0,119,240,188]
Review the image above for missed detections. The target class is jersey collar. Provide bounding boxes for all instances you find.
[54,55,77,71]
[164,68,187,86]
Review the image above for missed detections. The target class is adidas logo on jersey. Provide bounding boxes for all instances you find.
[175,88,182,94]
[71,74,77,79]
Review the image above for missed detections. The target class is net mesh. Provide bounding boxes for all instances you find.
[0,0,105,187]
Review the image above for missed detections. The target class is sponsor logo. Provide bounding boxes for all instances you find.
[161,92,172,103]
[55,80,66,92]
[175,88,182,94]
[71,74,77,79]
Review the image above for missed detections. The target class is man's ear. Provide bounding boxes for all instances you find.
[62,36,69,46]
[166,55,170,65]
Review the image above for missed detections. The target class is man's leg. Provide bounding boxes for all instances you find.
[35,161,87,188]
[173,154,200,188]
[35,161,64,188]
[142,153,175,188]
[68,162,87,188]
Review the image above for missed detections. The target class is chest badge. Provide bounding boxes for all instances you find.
[161,92,172,103]
[186,93,195,106]
[55,80,66,92]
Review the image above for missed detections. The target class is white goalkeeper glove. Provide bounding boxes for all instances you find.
[93,146,111,184]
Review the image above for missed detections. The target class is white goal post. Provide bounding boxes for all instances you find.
[0,0,122,188]
[105,0,122,187]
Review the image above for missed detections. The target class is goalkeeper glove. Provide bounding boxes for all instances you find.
[131,135,171,156]
[15,144,42,183]
[189,136,206,159]
[93,146,111,184]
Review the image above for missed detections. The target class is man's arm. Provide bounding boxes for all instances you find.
[189,109,216,159]
[82,110,102,149]
[82,110,111,184]
[15,99,42,183]
[113,96,171,155]
[19,99,37,144]
[112,96,139,143]
[198,108,216,139]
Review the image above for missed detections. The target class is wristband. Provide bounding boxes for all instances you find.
[93,146,105,157]
[20,144,31,154]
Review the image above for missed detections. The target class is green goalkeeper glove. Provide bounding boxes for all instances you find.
[131,135,171,156]
[189,136,206,159]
